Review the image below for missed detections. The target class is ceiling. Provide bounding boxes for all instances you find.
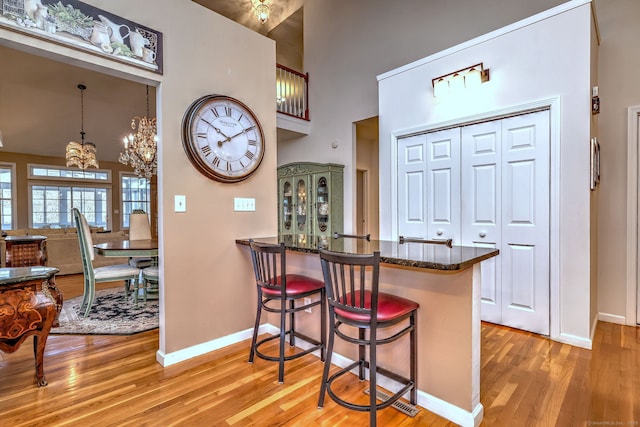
[193,0,303,36]
[0,1,302,164]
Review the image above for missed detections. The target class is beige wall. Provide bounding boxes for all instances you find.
[0,151,156,233]
[0,0,276,357]
[595,0,640,322]
[355,120,379,240]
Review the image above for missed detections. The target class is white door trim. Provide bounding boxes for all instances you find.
[390,96,561,340]
[626,105,640,325]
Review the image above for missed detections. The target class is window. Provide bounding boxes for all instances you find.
[28,164,112,229]
[30,165,110,181]
[121,174,151,229]
[31,185,109,228]
[0,163,16,230]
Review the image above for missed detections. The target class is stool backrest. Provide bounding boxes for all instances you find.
[249,240,287,293]
[319,249,380,323]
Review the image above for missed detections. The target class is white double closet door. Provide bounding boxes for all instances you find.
[397,110,550,335]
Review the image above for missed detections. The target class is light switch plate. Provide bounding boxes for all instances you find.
[174,195,186,212]
[234,197,256,211]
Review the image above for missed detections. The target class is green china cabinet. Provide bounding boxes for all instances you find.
[277,162,344,238]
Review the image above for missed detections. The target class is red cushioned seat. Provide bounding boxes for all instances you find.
[262,274,325,297]
[335,290,419,322]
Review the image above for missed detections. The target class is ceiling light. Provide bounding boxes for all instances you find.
[252,0,270,24]
[65,84,99,170]
[119,85,158,178]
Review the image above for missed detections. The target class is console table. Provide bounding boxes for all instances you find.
[0,266,62,386]
[5,235,48,267]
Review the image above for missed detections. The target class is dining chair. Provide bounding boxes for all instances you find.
[317,248,419,426]
[248,239,326,384]
[139,265,159,304]
[72,208,142,317]
[128,210,155,269]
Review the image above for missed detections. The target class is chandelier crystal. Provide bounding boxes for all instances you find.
[252,0,270,24]
[119,85,158,178]
[65,84,99,170]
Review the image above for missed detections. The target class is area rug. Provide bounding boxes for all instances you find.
[52,287,159,335]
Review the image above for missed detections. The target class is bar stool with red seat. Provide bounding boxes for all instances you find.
[317,249,419,426]
[248,239,326,384]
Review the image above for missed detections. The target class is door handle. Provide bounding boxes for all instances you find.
[436,230,443,236]
[479,231,487,238]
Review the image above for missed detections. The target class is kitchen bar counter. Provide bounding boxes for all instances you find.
[235,235,498,271]
[236,234,498,426]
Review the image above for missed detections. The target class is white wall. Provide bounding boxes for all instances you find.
[378,2,594,345]
[277,0,566,234]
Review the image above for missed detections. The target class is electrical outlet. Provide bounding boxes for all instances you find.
[304,298,312,313]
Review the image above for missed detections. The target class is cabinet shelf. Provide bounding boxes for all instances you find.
[278,162,344,237]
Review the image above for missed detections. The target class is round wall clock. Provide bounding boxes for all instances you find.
[181,95,265,183]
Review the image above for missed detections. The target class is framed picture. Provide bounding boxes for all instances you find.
[590,137,600,191]
[0,0,163,74]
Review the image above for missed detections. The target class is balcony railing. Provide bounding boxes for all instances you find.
[276,64,309,121]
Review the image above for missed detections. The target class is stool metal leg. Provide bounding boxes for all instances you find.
[249,290,263,364]
[317,308,336,409]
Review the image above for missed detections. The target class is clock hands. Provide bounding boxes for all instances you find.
[216,126,254,147]
[228,126,255,141]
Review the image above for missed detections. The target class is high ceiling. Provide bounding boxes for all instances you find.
[0,1,302,164]
[193,0,303,35]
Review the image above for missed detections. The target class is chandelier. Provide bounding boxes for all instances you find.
[119,85,158,178]
[65,84,99,170]
[252,0,270,24]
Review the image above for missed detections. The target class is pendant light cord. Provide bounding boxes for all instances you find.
[78,84,86,144]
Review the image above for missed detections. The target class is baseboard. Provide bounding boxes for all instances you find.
[598,312,627,325]
[156,323,277,367]
[556,331,592,349]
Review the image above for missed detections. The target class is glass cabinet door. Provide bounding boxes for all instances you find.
[316,176,329,233]
[296,179,307,232]
[282,180,293,232]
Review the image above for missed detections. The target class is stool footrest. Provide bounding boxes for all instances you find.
[254,331,323,363]
[325,360,416,414]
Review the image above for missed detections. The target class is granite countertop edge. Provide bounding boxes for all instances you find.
[235,237,499,271]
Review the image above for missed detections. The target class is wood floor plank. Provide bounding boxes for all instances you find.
[2,274,640,426]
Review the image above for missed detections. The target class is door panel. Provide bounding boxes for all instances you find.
[397,135,427,238]
[501,112,550,335]
[427,129,460,242]
[461,121,502,323]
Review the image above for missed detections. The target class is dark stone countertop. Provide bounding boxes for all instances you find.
[236,235,499,271]
[0,267,59,286]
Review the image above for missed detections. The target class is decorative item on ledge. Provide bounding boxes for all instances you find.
[252,0,270,24]
[65,84,99,170]
[432,62,490,97]
[119,85,158,178]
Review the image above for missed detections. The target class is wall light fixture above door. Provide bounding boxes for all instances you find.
[432,63,490,97]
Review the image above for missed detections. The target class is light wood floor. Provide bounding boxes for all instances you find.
[1,274,639,426]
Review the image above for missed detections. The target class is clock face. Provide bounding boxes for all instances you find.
[181,95,265,183]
